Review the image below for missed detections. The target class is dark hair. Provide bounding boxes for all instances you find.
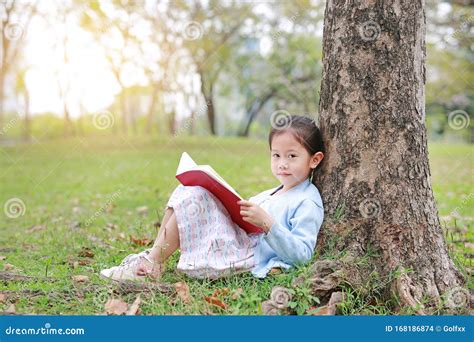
[268,115,325,181]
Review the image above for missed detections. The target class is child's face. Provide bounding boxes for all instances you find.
[270,131,324,189]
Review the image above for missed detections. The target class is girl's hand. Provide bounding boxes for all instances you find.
[237,200,275,233]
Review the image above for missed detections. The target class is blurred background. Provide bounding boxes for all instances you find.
[0,0,472,143]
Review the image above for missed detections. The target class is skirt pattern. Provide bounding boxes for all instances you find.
[166,184,260,279]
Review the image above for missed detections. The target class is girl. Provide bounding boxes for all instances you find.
[100,115,325,281]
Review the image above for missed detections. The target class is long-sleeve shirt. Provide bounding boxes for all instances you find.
[248,177,324,278]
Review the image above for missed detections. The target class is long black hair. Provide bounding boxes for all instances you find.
[268,115,325,182]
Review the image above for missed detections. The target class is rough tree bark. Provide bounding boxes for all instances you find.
[312,0,467,313]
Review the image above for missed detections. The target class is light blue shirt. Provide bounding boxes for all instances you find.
[248,177,324,278]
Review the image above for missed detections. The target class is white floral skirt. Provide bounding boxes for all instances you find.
[166,184,260,279]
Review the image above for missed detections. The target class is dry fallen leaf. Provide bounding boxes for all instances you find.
[78,247,94,258]
[78,259,93,266]
[72,275,89,283]
[174,282,192,304]
[27,225,47,233]
[212,288,229,298]
[231,288,243,300]
[204,296,227,310]
[4,263,15,271]
[269,267,282,275]
[5,304,16,314]
[104,298,128,315]
[126,295,141,316]
[130,235,153,247]
[0,292,7,303]
[105,222,118,231]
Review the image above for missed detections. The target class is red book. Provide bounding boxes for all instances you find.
[175,152,264,234]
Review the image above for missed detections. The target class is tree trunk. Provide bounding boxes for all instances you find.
[63,100,72,137]
[23,89,30,141]
[199,70,216,135]
[120,91,128,135]
[168,110,176,136]
[239,90,276,137]
[313,0,466,313]
[0,73,4,140]
[146,86,159,135]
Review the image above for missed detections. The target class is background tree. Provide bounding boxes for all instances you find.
[0,0,36,140]
[313,0,467,313]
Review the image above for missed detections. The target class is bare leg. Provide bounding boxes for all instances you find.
[149,209,180,262]
[136,208,180,278]
[160,207,174,230]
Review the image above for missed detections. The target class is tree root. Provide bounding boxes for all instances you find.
[393,273,426,315]
[0,272,38,282]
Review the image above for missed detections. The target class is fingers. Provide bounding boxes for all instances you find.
[237,200,252,206]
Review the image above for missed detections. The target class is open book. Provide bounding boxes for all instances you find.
[175,152,264,234]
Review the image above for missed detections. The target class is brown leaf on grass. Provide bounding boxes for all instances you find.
[21,244,36,251]
[117,233,126,240]
[174,282,192,304]
[78,247,94,258]
[104,298,128,315]
[204,296,227,310]
[27,225,47,233]
[78,259,93,266]
[130,235,153,247]
[231,288,243,300]
[269,267,282,275]
[0,292,7,303]
[211,288,229,298]
[106,223,118,231]
[4,263,15,271]
[71,275,89,283]
[5,304,16,314]
[126,295,141,316]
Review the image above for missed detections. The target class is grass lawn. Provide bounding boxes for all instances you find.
[0,135,472,315]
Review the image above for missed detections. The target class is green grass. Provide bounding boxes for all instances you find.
[0,135,472,315]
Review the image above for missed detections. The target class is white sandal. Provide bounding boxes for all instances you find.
[100,253,157,282]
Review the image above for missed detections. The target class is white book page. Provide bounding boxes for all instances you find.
[176,152,242,199]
